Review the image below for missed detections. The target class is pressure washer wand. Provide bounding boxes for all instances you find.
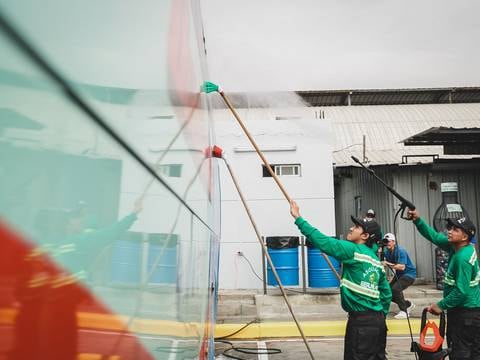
[211,145,316,360]
[350,156,416,218]
[203,82,340,282]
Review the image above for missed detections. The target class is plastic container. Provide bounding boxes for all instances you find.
[110,233,141,284]
[266,236,299,286]
[307,247,340,288]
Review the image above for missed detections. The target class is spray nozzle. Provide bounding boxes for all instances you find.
[351,155,360,163]
[211,145,223,158]
[204,145,224,159]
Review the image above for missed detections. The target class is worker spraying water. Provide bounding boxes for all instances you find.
[210,145,316,360]
[203,81,341,360]
[407,209,479,359]
[204,82,397,359]
[289,200,392,360]
[350,155,457,359]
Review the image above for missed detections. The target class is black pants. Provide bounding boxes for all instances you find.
[390,275,415,312]
[344,311,387,360]
[447,308,480,360]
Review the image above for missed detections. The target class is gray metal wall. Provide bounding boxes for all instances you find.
[335,167,394,238]
[335,163,480,282]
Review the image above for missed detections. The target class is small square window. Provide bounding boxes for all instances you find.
[280,166,294,175]
[262,164,301,177]
[153,164,182,177]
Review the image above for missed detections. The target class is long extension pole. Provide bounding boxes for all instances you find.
[203,82,340,281]
[216,150,315,360]
[220,92,290,201]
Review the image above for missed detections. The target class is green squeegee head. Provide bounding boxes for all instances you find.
[201,81,221,93]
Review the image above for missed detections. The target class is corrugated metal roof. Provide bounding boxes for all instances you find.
[298,87,480,106]
[211,87,480,109]
[402,127,480,145]
[327,103,480,167]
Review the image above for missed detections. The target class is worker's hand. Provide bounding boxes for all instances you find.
[427,303,442,315]
[133,197,144,214]
[290,200,301,219]
[407,208,419,221]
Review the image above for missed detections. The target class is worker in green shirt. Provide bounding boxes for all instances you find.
[290,201,392,360]
[407,209,480,359]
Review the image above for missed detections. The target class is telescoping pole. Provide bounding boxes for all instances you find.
[202,82,340,282]
[211,145,316,360]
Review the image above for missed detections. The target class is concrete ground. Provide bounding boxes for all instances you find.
[215,284,445,358]
[215,337,445,360]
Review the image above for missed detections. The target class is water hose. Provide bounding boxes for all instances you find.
[211,145,316,360]
[203,82,340,282]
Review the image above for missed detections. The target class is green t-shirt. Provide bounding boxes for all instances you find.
[295,217,392,315]
[414,217,480,310]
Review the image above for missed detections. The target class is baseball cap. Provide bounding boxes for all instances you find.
[446,217,476,239]
[367,209,375,217]
[383,233,396,241]
[351,215,382,246]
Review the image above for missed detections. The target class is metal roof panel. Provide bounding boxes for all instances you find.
[328,103,480,167]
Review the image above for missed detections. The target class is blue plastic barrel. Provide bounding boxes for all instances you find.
[307,248,340,288]
[147,244,177,284]
[267,248,299,286]
[110,239,141,284]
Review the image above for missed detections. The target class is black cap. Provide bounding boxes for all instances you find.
[447,217,476,239]
[351,215,382,246]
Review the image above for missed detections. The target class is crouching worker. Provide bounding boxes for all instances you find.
[408,209,480,360]
[290,201,392,360]
[383,233,417,319]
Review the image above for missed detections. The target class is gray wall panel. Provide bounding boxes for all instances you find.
[392,167,420,274]
[425,171,444,280]
[409,168,433,281]
[335,164,480,283]
[458,171,478,225]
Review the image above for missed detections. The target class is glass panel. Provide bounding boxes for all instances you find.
[0,0,213,224]
[281,166,294,176]
[0,3,219,359]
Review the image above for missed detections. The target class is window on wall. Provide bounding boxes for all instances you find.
[262,164,301,177]
[154,164,182,177]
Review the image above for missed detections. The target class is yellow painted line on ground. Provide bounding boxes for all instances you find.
[1,308,435,338]
[216,319,438,339]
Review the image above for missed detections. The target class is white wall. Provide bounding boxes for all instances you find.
[214,108,335,289]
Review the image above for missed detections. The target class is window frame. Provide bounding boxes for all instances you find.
[263,163,301,177]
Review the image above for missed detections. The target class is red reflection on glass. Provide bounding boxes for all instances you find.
[0,221,153,360]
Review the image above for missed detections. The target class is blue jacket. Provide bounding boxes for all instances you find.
[384,245,416,279]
